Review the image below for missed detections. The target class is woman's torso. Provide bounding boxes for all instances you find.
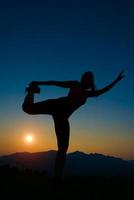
[55,82,88,117]
[68,82,87,107]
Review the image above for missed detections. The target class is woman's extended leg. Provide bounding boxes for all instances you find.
[22,90,55,115]
[53,116,70,181]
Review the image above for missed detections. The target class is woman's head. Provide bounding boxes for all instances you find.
[80,71,95,90]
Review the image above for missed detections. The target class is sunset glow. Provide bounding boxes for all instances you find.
[25,134,34,144]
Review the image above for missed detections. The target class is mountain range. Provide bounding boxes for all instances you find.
[0,150,134,177]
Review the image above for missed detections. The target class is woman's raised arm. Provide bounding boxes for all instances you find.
[87,71,125,97]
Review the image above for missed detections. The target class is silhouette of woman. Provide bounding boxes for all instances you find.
[22,71,125,180]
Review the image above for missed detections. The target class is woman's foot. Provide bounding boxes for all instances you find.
[25,85,40,94]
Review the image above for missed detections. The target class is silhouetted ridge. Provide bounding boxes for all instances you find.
[69,151,87,156]
[0,151,133,176]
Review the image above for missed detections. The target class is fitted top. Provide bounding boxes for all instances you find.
[54,82,90,117]
[65,82,88,114]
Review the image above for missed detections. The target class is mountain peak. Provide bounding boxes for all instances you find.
[72,150,85,155]
[0,150,133,177]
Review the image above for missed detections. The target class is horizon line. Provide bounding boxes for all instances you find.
[0,149,133,161]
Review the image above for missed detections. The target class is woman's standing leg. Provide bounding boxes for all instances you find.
[53,116,70,181]
[23,88,70,180]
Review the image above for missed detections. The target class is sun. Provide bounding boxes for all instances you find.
[25,134,34,144]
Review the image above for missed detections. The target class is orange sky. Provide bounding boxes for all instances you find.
[0,117,133,160]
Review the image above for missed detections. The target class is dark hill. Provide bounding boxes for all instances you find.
[0,150,133,177]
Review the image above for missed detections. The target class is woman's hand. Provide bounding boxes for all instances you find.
[116,71,125,82]
[88,71,125,97]
[29,81,39,87]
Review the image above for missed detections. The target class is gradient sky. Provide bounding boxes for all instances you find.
[0,0,134,159]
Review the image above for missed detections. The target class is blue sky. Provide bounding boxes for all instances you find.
[0,0,134,159]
